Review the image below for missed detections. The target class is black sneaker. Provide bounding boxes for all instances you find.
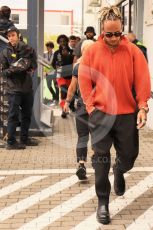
[61,111,67,119]
[113,165,125,196]
[6,141,26,150]
[21,138,39,146]
[76,164,87,180]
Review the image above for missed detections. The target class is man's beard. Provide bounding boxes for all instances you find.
[104,38,120,48]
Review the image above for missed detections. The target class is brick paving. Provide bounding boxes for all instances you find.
[0,108,153,229]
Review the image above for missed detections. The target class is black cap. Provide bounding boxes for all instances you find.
[84,26,96,36]
[7,26,20,35]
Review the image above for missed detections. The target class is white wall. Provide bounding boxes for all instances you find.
[143,1,153,84]
[45,12,72,35]
[10,10,72,35]
[143,0,153,129]
[83,0,99,36]
[11,10,27,29]
[102,0,116,6]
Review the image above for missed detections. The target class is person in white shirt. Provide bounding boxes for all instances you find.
[44,41,54,64]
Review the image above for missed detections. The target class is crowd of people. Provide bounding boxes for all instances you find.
[0,5,151,225]
[44,26,97,118]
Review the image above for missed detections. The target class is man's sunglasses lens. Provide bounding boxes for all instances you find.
[105,32,122,37]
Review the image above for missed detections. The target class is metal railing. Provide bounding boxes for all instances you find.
[38,56,54,130]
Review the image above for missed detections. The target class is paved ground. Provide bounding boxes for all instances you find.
[0,108,153,230]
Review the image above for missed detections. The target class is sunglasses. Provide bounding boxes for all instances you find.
[104,32,122,38]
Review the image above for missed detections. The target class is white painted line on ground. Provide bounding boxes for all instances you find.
[0,169,78,175]
[71,173,153,230]
[0,175,87,222]
[0,177,5,181]
[126,205,153,230]
[0,167,153,175]
[127,167,153,172]
[0,176,47,198]
[17,175,116,230]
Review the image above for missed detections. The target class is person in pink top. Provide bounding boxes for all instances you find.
[78,6,151,225]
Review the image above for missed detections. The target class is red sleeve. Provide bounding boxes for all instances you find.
[78,49,95,114]
[132,45,151,109]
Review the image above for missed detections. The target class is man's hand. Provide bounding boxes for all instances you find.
[27,68,35,74]
[137,109,147,129]
[63,101,70,113]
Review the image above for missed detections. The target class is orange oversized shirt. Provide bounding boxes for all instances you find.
[78,35,151,115]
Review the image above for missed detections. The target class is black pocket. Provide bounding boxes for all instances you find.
[89,108,99,118]
[89,108,105,126]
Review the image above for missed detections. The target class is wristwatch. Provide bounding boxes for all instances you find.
[139,107,149,113]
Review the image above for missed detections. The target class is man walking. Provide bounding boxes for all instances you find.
[64,40,94,180]
[52,34,74,118]
[78,6,151,224]
[0,26,38,149]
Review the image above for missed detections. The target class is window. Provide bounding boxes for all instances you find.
[61,15,69,25]
[11,14,19,24]
[131,2,134,31]
[123,3,129,33]
[120,0,134,33]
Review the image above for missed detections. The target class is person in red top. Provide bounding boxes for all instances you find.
[78,6,151,225]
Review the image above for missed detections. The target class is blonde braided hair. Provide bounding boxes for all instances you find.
[99,6,122,23]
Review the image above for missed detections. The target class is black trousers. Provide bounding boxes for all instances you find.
[46,74,59,101]
[75,106,90,162]
[89,109,139,204]
[7,92,33,144]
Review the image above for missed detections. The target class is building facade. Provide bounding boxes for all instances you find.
[10,8,73,36]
